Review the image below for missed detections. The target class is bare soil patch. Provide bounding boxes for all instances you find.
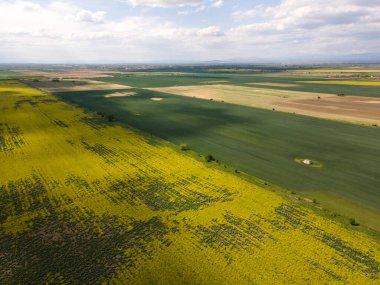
[105,92,137,98]
[150,98,163,101]
[148,84,331,107]
[148,84,380,125]
[276,96,380,125]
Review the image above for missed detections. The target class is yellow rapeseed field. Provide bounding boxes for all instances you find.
[0,81,379,284]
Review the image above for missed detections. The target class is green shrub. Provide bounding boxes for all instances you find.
[349,218,359,226]
[205,155,215,162]
[180,144,189,151]
[108,115,115,122]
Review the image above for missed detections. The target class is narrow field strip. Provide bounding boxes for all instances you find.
[300,80,380,86]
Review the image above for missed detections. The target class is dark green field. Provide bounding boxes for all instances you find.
[55,86,380,228]
[98,72,380,97]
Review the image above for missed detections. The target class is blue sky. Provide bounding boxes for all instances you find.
[0,0,379,63]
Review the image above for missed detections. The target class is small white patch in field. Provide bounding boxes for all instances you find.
[303,159,312,165]
[150,98,163,101]
[295,158,322,168]
[104,92,136,98]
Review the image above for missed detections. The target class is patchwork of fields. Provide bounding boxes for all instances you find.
[56,87,380,230]
[1,80,380,284]
[99,72,380,97]
[147,84,380,125]
[296,69,380,73]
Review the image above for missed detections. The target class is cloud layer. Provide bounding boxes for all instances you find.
[128,0,203,7]
[231,0,380,57]
[0,0,379,62]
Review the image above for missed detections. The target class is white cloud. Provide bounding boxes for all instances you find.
[17,1,41,11]
[70,10,107,23]
[211,0,223,8]
[177,4,205,15]
[176,0,220,15]
[128,0,203,7]
[229,0,380,57]
[234,0,380,27]
[197,25,223,36]
[0,0,380,62]
[0,1,226,62]
[127,0,222,8]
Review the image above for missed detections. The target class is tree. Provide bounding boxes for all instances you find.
[349,218,359,226]
[205,155,215,162]
[108,115,115,122]
[180,144,189,151]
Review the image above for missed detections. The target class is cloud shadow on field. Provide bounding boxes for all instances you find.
[54,88,250,140]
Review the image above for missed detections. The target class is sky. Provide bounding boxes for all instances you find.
[0,0,379,63]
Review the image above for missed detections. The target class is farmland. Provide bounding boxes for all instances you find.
[98,71,380,97]
[297,69,380,73]
[301,80,380,86]
[146,84,380,125]
[54,81,380,227]
[29,79,131,92]
[1,79,380,284]
[0,70,23,80]
[3,0,380,282]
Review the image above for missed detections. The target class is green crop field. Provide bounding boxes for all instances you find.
[0,70,23,79]
[56,87,380,230]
